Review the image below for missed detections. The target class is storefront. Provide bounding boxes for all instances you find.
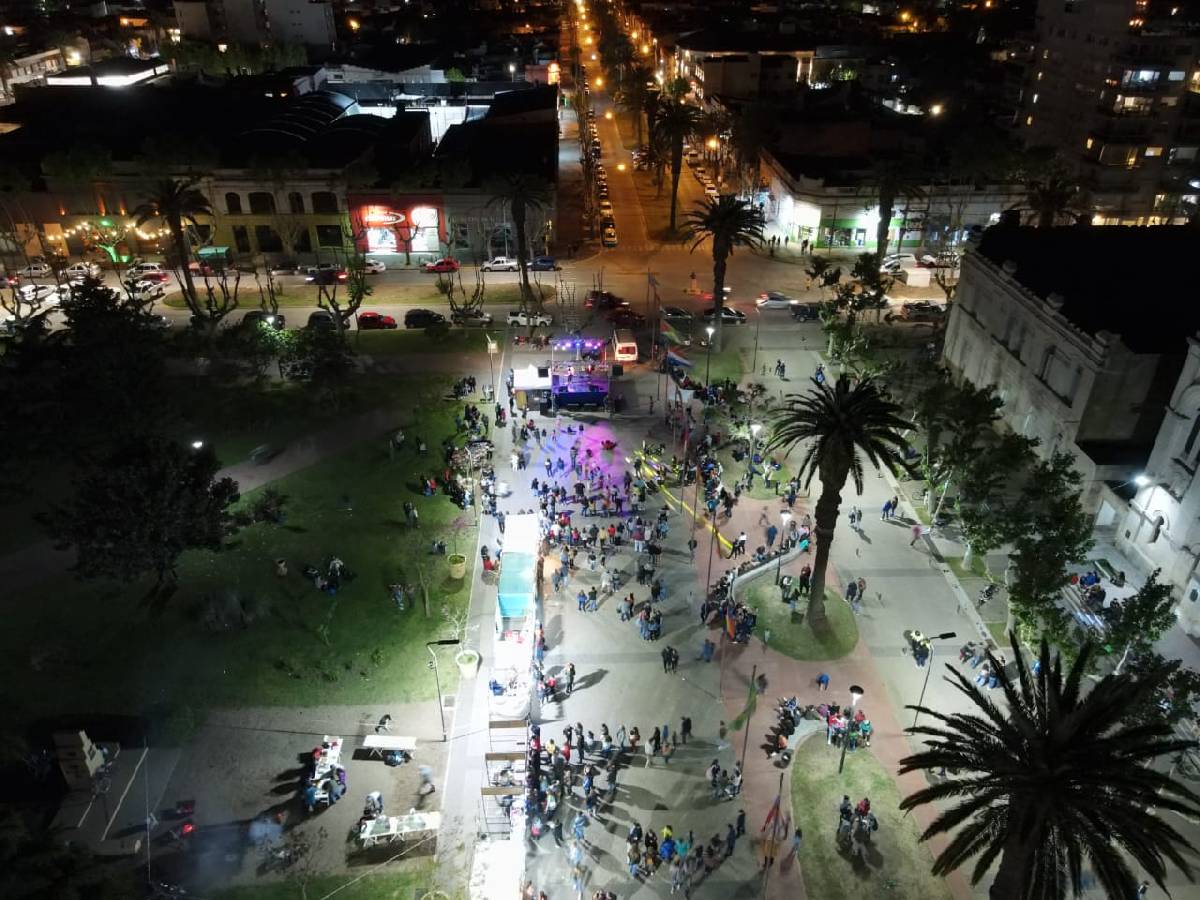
[348,195,447,257]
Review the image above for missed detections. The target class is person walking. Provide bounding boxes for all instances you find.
[790,827,803,858]
[724,823,738,858]
[736,809,746,836]
[680,716,692,744]
[661,740,674,765]
[418,765,435,795]
[565,662,576,696]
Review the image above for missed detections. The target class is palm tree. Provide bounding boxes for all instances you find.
[615,65,652,146]
[873,156,926,259]
[682,195,763,349]
[133,178,212,316]
[900,634,1200,900]
[1021,169,1084,228]
[766,375,910,627]
[487,174,550,311]
[730,102,779,196]
[653,100,701,232]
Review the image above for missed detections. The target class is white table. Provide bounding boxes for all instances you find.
[362,735,417,759]
[358,811,442,848]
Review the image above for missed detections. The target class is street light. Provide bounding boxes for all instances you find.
[838,685,865,774]
[704,325,715,386]
[426,639,461,741]
[604,110,613,120]
[911,632,958,729]
[190,440,204,450]
[1134,473,1151,487]
[775,510,792,585]
[748,422,762,476]
[509,62,517,81]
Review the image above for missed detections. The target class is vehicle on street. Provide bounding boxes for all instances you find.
[63,261,102,280]
[481,256,519,272]
[530,256,560,271]
[451,310,494,326]
[917,252,959,268]
[128,270,170,285]
[584,290,625,310]
[306,268,348,285]
[358,311,398,330]
[756,291,798,310]
[308,310,339,330]
[131,261,167,277]
[607,308,645,327]
[598,200,614,217]
[404,309,446,329]
[790,302,823,321]
[880,252,917,273]
[18,261,52,278]
[241,310,286,330]
[147,314,171,330]
[597,184,610,200]
[612,328,638,362]
[363,259,387,273]
[704,185,719,198]
[507,310,553,327]
[701,306,747,325]
[0,273,19,288]
[661,305,692,321]
[422,257,461,273]
[601,225,618,248]
[127,280,166,302]
[18,283,59,305]
[900,301,946,323]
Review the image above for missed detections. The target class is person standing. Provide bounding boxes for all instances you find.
[736,809,746,836]
[680,716,692,744]
[724,823,738,858]
[565,662,576,696]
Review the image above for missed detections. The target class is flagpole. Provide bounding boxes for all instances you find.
[741,663,757,770]
[760,771,786,897]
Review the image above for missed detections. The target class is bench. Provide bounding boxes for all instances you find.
[362,735,417,759]
[249,444,281,465]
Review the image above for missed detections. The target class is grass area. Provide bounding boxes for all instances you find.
[986,621,1008,646]
[746,584,859,661]
[211,864,434,900]
[0,384,477,732]
[163,282,552,310]
[790,735,951,900]
[353,328,490,357]
[701,348,745,384]
[944,554,990,582]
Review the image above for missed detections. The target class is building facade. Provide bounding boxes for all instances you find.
[1021,0,1200,223]
[172,0,336,49]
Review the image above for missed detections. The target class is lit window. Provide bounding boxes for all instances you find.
[1026,115,1034,125]
[1032,93,1039,103]
[1037,70,1044,80]
[1144,146,1162,156]
[1168,70,1185,81]
[1086,137,1094,149]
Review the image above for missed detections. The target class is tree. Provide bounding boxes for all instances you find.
[899,634,1200,900]
[916,374,1005,518]
[1104,570,1178,674]
[615,65,652,146]
[681,195,764,350]
[486,174,550,311]
[767,375,911,628]
[0,808,142,899]
[955,431,1038,570]
[316,248,371,334]
[730,102,779,196]
[1006,451,1095,641]
[1122,652,1200,729]
[653,99,701,232]
[872,156,926,260]
[1012,157,1085,228]
[44,438,240,597]
[804,256,842,298]
[132,178,213,319]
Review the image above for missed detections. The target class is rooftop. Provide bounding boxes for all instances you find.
[975,225,1200,354]
[676,27,819,54]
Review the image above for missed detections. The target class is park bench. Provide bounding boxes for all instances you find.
[249,444,281,465]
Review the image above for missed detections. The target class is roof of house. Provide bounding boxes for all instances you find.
[976,225,1200,354]
[484,84,557,119]
[435,119,557,186]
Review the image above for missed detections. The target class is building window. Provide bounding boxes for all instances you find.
[288,191,304,214]
[248,192,276,215]
[316,224,344,247]
[1026,115,1034,125]
[225,192,242,214]
[1184,412,1200,458]
[293,227,312,253]
[1169,70,1185,81]
[312,191,339,214]
[1144,146,1163,156]
[254,225,283,253]
[232,225,250,254]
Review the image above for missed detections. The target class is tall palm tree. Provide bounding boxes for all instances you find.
[900,634,1200,900]
[730,102,779,196]
[487,174,550,311]
[766,375,910,627]
[133,178,212,316]
[1021,169,1084,228]
[654,100,701,232]
[615,65,652,146]
[682,195,763,350]
[873,156,926,259]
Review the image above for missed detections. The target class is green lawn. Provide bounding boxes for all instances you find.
[0,389,478,732]
[211,864,434,900]
[700,348,745,384]
[790,735,951,900]
[746,584,859,660]
[164,282,552,310]
[944,554,990,582]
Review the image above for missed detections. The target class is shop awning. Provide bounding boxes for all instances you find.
[497,552,535,618]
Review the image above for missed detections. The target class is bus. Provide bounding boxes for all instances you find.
[612,328,638,363]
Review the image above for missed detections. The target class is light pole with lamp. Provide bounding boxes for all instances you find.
[912,631,958,729]
[775,510,792,584]
[748,422,762,473]
[838,684,864,774]
[426,639,460,741]
[509,62,517,81]
[704,325,715,386]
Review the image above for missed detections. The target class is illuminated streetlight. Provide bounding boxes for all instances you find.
[191,440,205,450]
[594,75,604,88]
[704,325,716,386]
[604,109,613,119]
[706,137,718,150]
[929,103,944,116]
[838,685,865,773]
[1134,473,1151,487]
[616,162,626,171]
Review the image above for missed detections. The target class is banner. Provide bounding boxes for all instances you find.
[728,677,757,732]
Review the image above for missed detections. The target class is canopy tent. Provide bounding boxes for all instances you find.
[512,364,552,392]
[504,513,540,555]
[497,552,535,618]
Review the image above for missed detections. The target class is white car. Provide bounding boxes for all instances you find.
[880,252,917,272]
[18,283,59,305]
[63,261,102,280]
[481,256,520,272]
[704,185,719,198]
[756,291,798,309]
[129,261,167,276]
[598,200,614,216]
[363,258,387,274]
[507,310,553,327]
[127,279,166,301]
[18,261,52,278]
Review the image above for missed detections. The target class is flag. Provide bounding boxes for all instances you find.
[666,349,694,368]
[660,319,685,345]
[647,272,660,287]
[728,675,757,731]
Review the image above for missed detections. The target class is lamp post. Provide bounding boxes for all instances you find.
[775,511,791,585]
[838,684,865,774]
[426,639,460,741]
[912,631,958,729]
[704,325,715,386]
[509,63,517,81]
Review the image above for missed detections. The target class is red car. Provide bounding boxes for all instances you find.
[423,258,461,273]
[136,270,171,284]
[358,311,398,330]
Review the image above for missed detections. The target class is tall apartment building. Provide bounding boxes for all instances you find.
[173,0,336,49]
[1022,0,1200,223]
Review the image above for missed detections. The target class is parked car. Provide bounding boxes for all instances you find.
[127,280,166,302]
[880,252,917,273]
[584,290,625,310]
[598,200,614,217]
[306,269,347,285]
[704,185,719,198]
[129,261,166,277]
[130,270,170,285]
[18,283,59,305]
[363,258,387,274]
[701,306,747,324]
[451,310,494,327]
[917,252,959,269]
[790,302,823,321]
[901,301,946,323]
[358,311,398,330]
[307,310,339,330]
[756,291,797,309]
[404,309,446,329]
[481,256,519,272]
[530,256,560,271]
[601,226,618,248]
[661,305,692,321]
[597,184,611,200]
[0,273,19,289]
[507,310,553,327]
[422,257,461,273]
[63,261,102,280]
[242,310,286,330]
[607,308,645,327]
[18,261,52,278]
